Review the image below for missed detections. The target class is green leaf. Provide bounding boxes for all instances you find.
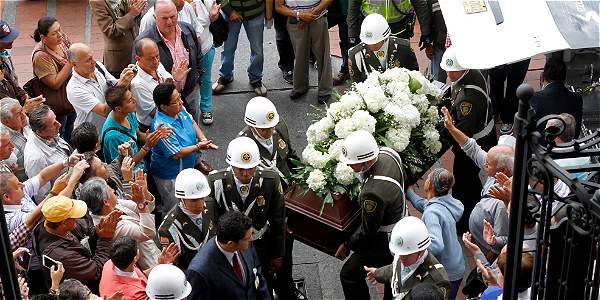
[409,76,422,93]
[324,192,334,204]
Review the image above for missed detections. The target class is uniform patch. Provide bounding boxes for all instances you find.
[341,146,348,157]
[363,199,377,212]
[266,111,276,121]
[278,139,286,150]
[160,236,170,246]
[257,195,266,206]
[445,58,453,67]
[365,31,373,38]
[459,101,472,117]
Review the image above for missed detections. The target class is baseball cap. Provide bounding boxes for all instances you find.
[42,195,88,223]
[0,20,19,44]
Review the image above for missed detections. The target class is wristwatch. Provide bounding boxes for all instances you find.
[137,201,149,210]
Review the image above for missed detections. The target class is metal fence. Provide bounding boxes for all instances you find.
[505,83,600,300]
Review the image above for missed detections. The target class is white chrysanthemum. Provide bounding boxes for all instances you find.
[383,104,404,123]
[328,140,345,162]
[327,94,363,121]
[306,116,335,144]
[362,85,387,113]
[425,106,439,123]
[390,89,411,106]
[352,110,377,133]
[385,128,411,152]
[339,91,364,107]
[380,68,410,84]
[334,118,356,139]
[363,71,381,88]
[302,144,330,169]
[306,169,327,192]
[410,93,430,114]
[334,162,355,185]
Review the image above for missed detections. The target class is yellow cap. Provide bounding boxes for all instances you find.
[42,195,88,223]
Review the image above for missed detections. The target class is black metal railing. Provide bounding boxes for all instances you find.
[505,83,600,300]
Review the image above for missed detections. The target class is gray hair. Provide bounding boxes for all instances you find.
[79,177,109,215]
[67,43,90,62]
[495,150,515,174]
[0,97,20,121]
[429,168,455,196]
[134,38,156,57]
[28,104,52,133]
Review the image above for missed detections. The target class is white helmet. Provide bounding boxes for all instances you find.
[146,264,192,300]
[360,13,391,45]
[226,137,260,168]
[388,216,431,255]
[175,168,211,199]
[339,130,380,164]
[245,96,280,128]
[440,46,467,72]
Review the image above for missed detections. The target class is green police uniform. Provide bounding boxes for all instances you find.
[348,36,419,83]
[341,147,408,300]
[157,199,218,270]
[238,120,299,189]
[373,252,450,299]
[444,69,497,233]
[208,168,286,259]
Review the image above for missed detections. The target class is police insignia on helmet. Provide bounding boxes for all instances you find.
[241,152,252,162]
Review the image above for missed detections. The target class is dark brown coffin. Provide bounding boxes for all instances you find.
[284,184,361,257]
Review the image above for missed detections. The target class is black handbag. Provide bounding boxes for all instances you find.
[210,12,230,48]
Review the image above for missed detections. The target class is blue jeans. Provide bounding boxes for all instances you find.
[219,13,264,83]
[58,112,76,145]
[200,46,215,113]
[429,46,447,82]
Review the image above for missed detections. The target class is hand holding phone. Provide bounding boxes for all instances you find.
[42,254,59,270]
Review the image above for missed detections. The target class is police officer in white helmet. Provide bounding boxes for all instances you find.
[365,216,450,299]
[157,168,217,270]
[146,264,192,300]
[208,136,286,298]
[348,13,419,83]
[335,130,407,300]
[440,45,496,234]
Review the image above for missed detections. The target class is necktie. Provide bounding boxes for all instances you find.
[232,252,244,282]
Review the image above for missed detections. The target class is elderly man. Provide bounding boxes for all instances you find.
[66,43,135,135]
[80,176,160,270]
[90,0,147,77]
[24,104,73,202]
[135,0,204,124]
[0,129,14,172]
[442,107,513,259]
[130,38,187,131]
[139,0,199,34]
[0,98,32,180]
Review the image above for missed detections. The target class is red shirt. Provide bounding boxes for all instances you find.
[99,260,148,300]
[158,25,190,87]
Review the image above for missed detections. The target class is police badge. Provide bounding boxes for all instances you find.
[257,195,266,206]
[278,139,286,150]
[241,151,252,162]
[266,111,275,121]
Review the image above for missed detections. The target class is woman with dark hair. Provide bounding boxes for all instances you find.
[150,82,217,215]
[31,16,75,144]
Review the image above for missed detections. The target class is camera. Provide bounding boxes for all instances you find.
[131,65,139,75]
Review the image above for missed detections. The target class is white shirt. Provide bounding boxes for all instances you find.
[66,61,116,135]
[3,176,40,233]
[139,3,199,37]
[233,175,252,203]
[190,0,215,54]
[251,131,274,155]
[24,134,70,201]
[130,63,173,127]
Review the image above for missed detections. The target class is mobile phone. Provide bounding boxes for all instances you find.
[42,254,59,270]
[17,252,30,269]
[132,65,139,75]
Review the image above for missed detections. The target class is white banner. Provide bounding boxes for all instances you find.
[439,0,600,69]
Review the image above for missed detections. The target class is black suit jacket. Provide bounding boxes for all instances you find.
[531,82,583,138]
[186,237,271,300]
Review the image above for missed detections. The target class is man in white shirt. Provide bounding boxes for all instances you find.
[66,43,135,135]
[130,38,187,131]
[23,104,72,201]
[0,97,33,181]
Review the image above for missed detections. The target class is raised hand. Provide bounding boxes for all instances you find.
[50,172,70,195]
[483,219,497,246]
[158,242,181,264]
[96,210,123,238]
[476,259,499,287]
[171,59,191,83]
[23,95,46,114]
[441,107,455,130]
[363,266,378,284]
[462,232,481,254]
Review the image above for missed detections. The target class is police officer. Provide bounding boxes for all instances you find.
[349,13,419,83]
[158,168,217,270]
[239,96,299,189]
[365,216,450,299]
[238,97,305,299]
[335,130,407,300]
[440,46,497,233]
[208,137,286,297]
[347,0,430,44]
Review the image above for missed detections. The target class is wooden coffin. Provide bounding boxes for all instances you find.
[284,184,361,257]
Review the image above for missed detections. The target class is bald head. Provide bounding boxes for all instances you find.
[135,38,161,74]
[154,0,178,36]
[486,145,515,176]
[68,43,96,78]
[135,38,158,57]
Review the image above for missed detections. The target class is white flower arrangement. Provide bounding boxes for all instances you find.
[290,67,444,204]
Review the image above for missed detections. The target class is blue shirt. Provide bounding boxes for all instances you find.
[150,110,197,179]
[101,112,145,171]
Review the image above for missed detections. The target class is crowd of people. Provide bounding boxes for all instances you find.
[0,0,589,299]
